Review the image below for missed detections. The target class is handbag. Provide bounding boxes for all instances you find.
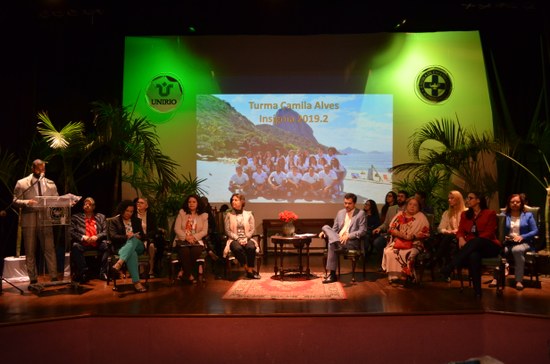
[393,238,413,250]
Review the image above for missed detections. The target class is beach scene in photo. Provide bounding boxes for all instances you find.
[196,94,393,204]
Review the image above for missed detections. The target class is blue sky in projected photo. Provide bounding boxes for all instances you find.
[214,94,393,153]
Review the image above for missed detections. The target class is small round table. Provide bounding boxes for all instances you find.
[271,235,313,280]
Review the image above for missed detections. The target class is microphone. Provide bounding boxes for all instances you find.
[39,172,45,179]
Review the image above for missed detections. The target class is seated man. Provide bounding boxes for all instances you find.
[415,191,434,214]
[70,197,110,282]
[320,193,366,283]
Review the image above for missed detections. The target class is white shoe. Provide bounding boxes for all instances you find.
[488,279,497,288]
[515,281,524,291]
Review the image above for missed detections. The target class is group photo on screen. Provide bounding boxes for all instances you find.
[196,94,393,204]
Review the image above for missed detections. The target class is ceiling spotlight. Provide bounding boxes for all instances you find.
[394,19,407,29]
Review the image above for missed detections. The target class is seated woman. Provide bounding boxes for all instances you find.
[380,191,397,223]
[490,194,538,291]
[381,197,430,283]
[433,190,466,268]
[173,194,209,284]
[441,191,500,298]
[362,199,381,257]
[223,193,260,279]
[109,200,147,293]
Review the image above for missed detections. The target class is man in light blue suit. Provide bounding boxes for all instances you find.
[320,193,366,283]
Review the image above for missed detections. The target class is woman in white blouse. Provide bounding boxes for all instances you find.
[434,190,466,268]
[223,193,260,279]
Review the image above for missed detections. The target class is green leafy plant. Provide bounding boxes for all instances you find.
[35,102,180,208]
[392,168,449,222]
[133,173,208,231]
[391,117,498,201]
[37,111,87,194]
[0,148,21,202]
[88,101,179,203]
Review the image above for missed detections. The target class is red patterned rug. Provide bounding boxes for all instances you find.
[222,273,347,300]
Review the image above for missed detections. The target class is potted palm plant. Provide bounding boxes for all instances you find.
[394,117,549,256]
[391,117,499,202]
[36,102,180,210]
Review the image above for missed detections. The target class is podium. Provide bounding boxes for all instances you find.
[36,195,72,226]
[25,195,79,295]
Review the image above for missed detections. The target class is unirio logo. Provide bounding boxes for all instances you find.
[146,75,183,113]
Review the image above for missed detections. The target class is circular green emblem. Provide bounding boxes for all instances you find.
[145,75,183,113]
[416,66,452,103]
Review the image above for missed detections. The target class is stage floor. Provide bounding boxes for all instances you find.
[1,254,549,325]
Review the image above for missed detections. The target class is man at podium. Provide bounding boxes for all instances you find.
[12,159,59,286]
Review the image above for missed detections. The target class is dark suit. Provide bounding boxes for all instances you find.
[322,208,366,271]
[135,209,164,276]
[135,210,159,242]
[108,215,143,249]
[13,174,59,281]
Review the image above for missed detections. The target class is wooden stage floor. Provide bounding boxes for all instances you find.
[1,254,549,325]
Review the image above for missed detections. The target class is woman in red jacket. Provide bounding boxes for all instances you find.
[441,191,500,298]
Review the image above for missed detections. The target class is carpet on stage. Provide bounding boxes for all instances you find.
[222,273,347,300]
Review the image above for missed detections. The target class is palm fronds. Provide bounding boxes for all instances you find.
[0,148,20,197]
[393,117,498,199]
[37,111,85,150]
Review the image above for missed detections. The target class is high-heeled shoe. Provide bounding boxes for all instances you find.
[134,282,147,293]
[111,264,122,279]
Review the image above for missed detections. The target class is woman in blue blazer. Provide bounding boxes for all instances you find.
[496,194,538,291]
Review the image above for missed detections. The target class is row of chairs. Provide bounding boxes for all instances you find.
[416,208,541,292]
[320,214,434,285]
[69,216,151,291]
[72,210,265,288]
[72,207,542,293]
[165,234,263,284]
[321,207,542,293]
[165,208,264,283]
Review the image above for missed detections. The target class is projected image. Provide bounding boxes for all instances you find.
[197,94,393,203]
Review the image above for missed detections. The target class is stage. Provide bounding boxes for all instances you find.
[1,255,549,363]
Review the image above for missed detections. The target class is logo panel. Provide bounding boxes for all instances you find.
[416,66,453,104]
[146,74,184,113]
